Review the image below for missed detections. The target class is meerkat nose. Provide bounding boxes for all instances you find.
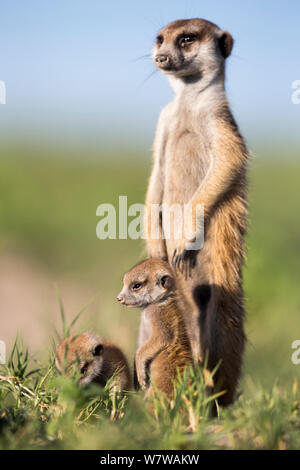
[117,295,125,304]
[155,54,169,64]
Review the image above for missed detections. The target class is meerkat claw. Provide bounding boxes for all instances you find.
[171,249,177,267]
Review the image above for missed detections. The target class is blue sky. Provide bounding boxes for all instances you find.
[0,0,299,153]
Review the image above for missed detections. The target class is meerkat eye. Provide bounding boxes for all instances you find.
[178,34,196,47]
[132,282,142,290]
[93,344,103,357]
[156,35,164,45]
[80,362,89,375]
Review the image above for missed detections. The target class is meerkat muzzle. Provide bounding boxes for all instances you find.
[155,54,169,64]
[117,294,125,304]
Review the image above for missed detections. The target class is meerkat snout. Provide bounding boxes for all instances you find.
[117,294,125,304]
[154,54,170,68]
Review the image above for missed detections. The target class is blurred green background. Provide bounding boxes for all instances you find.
[0,142,299,395]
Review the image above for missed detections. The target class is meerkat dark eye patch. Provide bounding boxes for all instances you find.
[178,34,197,47]
[80,362,89,374]
[160,275,173,289]
[218,32,234,59]
[131,280,146,290]
[156,35,164,45]
[93,344,103,357]
[133,283,141,290]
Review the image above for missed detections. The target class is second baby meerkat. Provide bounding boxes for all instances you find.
[56,332,131,392]
[117,258,193,397]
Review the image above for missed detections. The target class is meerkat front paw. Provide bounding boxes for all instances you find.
[172,239,198,279]
[135,355,148,389]
[137,369,148,390]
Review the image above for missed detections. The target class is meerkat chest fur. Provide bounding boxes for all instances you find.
[145,298,191,355]
[157,84,224,206]
[146,298,193,391]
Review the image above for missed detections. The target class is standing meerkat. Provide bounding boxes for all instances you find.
[117,258,193,397]
[144,19,248,406]
[56,332,131,392]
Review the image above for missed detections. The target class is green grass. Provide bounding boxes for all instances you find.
[0,338,299,450]
[0,143,300,449]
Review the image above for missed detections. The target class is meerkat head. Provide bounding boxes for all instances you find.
[55,332,105,385]
[117,258,175,308]
[153,18,233,81]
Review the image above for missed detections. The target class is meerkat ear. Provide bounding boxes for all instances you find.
[93,343,103,357]
[218,31,234,59]
[160,274,173,289]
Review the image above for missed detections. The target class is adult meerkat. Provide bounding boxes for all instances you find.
[144,19,248,406]
[56,332,131,392]
[117,258,193,397]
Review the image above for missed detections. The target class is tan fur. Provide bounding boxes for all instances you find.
[56,332,131,392]
[118,258,193,398]
[144,18,248,406]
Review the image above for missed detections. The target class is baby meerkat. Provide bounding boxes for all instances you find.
[55,332,131,392]
[144,18,249,406]
[117,258,193,397]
